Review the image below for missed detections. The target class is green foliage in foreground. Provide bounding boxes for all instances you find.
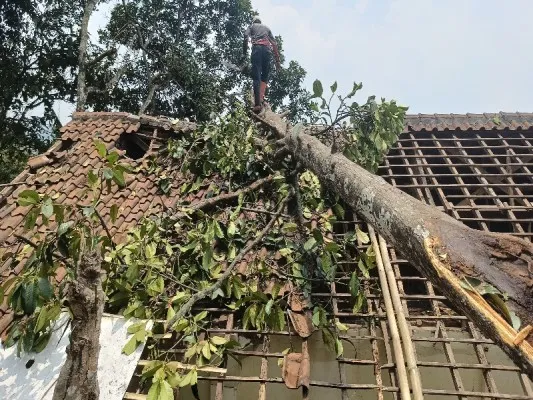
[1,86,406,398]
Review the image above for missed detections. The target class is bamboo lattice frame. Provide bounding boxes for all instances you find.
[124,128,533,399]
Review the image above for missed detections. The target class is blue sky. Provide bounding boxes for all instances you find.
[251,0,533,114]
[54,0,532,121]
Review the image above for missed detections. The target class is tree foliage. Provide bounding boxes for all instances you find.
[0,0,80,182]
[0,0,312,183]
[1,83,407,398]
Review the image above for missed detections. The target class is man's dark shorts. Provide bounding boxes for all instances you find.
[251,45,271,83]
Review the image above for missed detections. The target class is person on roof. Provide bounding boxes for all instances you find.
[243,17,281,113]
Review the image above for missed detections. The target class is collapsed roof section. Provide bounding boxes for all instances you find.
[0,112,196,335]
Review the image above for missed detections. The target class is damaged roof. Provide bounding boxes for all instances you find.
[1,111,532,339]
[0,112,198,335]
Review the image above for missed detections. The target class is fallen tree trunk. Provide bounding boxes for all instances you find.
[53,249,104,400]
[256,110,533,380]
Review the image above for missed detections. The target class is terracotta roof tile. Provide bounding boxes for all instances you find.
[404,112,533,132]
[0,111,200,337]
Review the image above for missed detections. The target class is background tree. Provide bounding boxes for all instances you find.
[0,0,80,182]
[0,0,313,183]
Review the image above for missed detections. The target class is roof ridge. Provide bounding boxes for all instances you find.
[404,111,533,132]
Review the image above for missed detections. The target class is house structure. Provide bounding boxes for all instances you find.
[0,112,532,400]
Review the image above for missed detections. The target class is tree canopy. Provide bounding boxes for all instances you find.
[0,0,80,182]
[0,0,311,183]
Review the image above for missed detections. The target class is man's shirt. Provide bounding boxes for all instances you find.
[244,23,275,48]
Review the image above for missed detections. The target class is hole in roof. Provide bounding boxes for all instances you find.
[116,132,151,160]
[58,138,74,152]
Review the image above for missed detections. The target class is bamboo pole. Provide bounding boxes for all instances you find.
[368,226,412,400]
[378,234,424,400]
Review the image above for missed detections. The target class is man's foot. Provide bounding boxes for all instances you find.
[252,105,262,113]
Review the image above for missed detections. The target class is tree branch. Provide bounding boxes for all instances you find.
[172,175,274,218]
[139,72,165,115]
[76,0,98,111]
[87,48,118,67]
[167,194,290,330]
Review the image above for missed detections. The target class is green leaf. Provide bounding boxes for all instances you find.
[227,221,237,236]
[210,336,228,346]
[148,379,174,400]
[167,372,182,388]
[330,81,338,93]
[53,204,64,224]
[113,168,125,187]
[352,292,365,314]
[358,259,369,279]
[41,198,54,219]
[184,344,197,360]
[312,309,321,327]
[106,151,119,164]
[510,311,521,331]
[312,229,323,245]
[304,237,317,251]
[213,221,224,239]
[33,331,51,353]
[201,342,212,359]
[347,82,362,98]
[248,304,258,328]
[281,222,298,233]
[194,310,208,322]
[312,79,323,98]
[122,334,139,356]
[58,221,74,236]
[271,283,282,299]
[82,206,95,218]
[35,307,49,332]
[333,204,344,219]
[484,293,512,325]
[202,246,213,271]
[145,242,157,259]
[103,168,114,181]
[110,204,119,223]
[335,337,344,357]
[22,282,37,315]
[179,369,197,388]
[335,320,349,332]
[142,360,165,379]
[265,299,274,316]
[18,190,40,206]
[356,228,369,244]
[24,208,39,230]
[324,242,340,253]
[277,307,285,331]
[276,250,291,260]
[147,276,164,296]
[87,170,98,188]
[166,306,176,322]
[127,322,144,334]
[349,272,360,298]
[94,140,107,158]
[38,277,53,300]
[170,292,187,304]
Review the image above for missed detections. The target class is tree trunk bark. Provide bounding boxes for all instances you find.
[76,0,98,112]
[257,111,533,380]
[53,249,104,400]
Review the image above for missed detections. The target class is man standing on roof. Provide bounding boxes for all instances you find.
[243,17,281,113]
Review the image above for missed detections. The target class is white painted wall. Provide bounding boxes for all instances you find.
[0,313,149,400]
